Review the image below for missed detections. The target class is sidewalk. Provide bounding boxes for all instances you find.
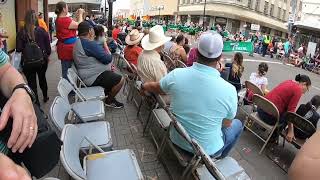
[39,52,290,180]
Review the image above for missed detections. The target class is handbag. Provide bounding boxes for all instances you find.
[0,93,62,178]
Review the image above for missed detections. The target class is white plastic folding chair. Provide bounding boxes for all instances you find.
[50,96,112,150]
[60,124,143,180]
[67,68,105,101]
[57,78,105,122]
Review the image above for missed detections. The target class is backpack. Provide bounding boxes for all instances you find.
[22,32,44,69]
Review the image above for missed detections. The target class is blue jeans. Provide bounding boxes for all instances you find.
[61,60,73,80]
[213,119,244,158]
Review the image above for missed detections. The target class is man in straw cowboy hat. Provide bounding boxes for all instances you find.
[73,21,125,108]
[138,25,171,82]
[139,32,243,158]
[124,29,144,66]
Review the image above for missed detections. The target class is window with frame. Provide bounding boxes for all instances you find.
[277,7,281,19]
[255,0,260,11]
[282,9,286,20]
[264,1,269,15]
[248,0,252,9]
[270,4,274,17]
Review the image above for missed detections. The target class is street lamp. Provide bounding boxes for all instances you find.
[202,0,207,30]
[157,5,164,24]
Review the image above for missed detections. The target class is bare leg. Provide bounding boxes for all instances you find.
[106,77,125,103]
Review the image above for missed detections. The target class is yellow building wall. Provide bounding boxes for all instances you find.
[0,1,16,51]
[144,0,178,16]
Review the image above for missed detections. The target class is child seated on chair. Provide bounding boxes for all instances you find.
[244,62,269,105]
[295,95,320,139]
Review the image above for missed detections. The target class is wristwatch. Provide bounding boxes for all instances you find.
[12,84,36,103]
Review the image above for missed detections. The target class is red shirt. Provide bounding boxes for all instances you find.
[124,45,143,65]
[56,17,77,61]
[112,28,121,40]
[265,80,303,115]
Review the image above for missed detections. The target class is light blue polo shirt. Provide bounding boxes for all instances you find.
[160,62,238,155]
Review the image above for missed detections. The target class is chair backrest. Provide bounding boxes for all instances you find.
[67,68,87,88]
[245,81,264,96]
[119,55,133,72]
[252,94,280,120]
[163,54,176,71]
[167,111,192,146]
[221,67,230,81]
[49,96,71,132]
[283,112,316,138]
[60,124,86,179]
[191,139,225,180]
[155,94,168,109]
[176,60,187,68]
[57,78,84,102]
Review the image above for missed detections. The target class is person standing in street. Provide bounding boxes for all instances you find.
[16,10,51,105]
[262,33,271,57]
[283,38,292,64]
[55,1,84,79]
[37,12,48,32]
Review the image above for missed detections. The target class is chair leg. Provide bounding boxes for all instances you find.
[259,128,277,154]
[136,98,143,118]
[181,155,199,180]
[282,136,285,148]
[142,103,157,136]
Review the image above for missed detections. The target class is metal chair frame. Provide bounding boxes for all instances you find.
[281,112,316,149]
[157,111,200,180]
[244,94,280,154]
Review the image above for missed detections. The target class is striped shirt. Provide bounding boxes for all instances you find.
[0,50,9,154]
[0,50,8,67]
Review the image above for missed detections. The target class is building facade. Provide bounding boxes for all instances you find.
[0,0,48,51]
[130,0,178,19]
[48,0,102,15]
[178,0,302,37]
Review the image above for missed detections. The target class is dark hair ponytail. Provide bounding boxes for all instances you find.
[55,1,67,15]
[295,74,311,86]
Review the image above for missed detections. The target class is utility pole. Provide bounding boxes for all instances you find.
[104,0,107,19]
[202,0,207,31]
[108,0,114,30]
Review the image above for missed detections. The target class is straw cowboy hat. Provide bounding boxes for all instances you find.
[125,29,144,45]
[141,25,171,50]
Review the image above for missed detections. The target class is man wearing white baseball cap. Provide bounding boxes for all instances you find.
[137,25,171,82]
[139,32,243,158]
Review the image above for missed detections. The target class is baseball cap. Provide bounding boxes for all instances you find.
[197,32,223,59]
[78,21,94,36]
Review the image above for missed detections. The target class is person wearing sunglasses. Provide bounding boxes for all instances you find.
[257,74,311,144]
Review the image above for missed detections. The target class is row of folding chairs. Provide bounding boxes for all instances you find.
[49,68,144,180]
[113,55,250,179]
[240,81,316,154]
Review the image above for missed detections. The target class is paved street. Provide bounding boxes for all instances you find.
[38,49,320,180]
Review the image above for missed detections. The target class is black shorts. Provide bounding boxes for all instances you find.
[92,71,122,93]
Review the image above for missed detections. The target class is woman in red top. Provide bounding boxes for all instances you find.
[55,1,84,79]
[257,74,311,143]
[124,29,144,66]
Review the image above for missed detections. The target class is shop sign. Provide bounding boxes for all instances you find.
[251,24,260,31]
[215,17,227,24]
